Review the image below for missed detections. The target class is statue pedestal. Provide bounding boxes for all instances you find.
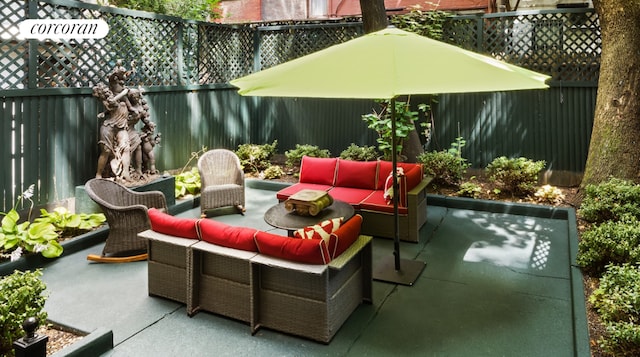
[75,176,176,214]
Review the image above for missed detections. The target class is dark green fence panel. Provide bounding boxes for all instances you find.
[434,87,596,173]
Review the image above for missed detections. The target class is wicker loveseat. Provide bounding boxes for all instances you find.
[276,156,433,242]
[138,209,372,343]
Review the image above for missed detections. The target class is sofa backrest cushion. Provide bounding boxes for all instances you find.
[299,156,338,186]
[254,231,331,265]
[330,214,362,259]
[148,208,199,239]
[334,159,378,189]
[197,219,258,252]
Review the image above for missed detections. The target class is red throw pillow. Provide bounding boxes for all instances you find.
[197,219,258,252]
[330,214,362,258]
[254,231,331,265]
[147,208,199,239]
[299,156,338,185]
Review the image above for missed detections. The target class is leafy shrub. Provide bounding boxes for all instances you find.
[34,207,106,238]
[174,167,201,198]
[236,140,278,173]
[579,178,640,224]
[262,165,285,180]
[600,321,640,357]
[576,217,640,276]
[486,156,545,196]
[457,178,482,198]
[417,137,469,186]
[339,143,378,161]
[589,264,640,356]
[0,270,48,357]
[285,144,330,167]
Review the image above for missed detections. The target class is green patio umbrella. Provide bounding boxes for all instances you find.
[230,26,550,285]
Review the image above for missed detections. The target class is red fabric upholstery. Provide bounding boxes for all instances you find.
[299,156,338,186]
[334,159,377,189]
[329,214,362,258]
[197,219,258,252]
[254,231,331,265]
[359,191,409,214]
[148,208,199,239]
[275,183,332,201]
[327,187,375,208]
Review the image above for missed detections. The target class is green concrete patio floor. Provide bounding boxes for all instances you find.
[40,184,589,356]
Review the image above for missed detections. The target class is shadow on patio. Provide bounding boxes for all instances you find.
[40,180,589,357]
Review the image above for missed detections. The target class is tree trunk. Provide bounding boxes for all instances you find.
[581,0,640,188]
[359,0,388,33]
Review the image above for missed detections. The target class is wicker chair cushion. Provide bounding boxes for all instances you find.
[299,156,338,186]
[148,208,199,239]
[197,219,258,252]
[335,159,378,189]
[293,217,343,244]
[330,214,362,259]
[254,231,331,265]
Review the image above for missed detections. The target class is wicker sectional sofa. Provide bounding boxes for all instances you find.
[139,208,372,343]
[276,156,433,243]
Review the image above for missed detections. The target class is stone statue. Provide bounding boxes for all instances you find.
[92,61,161,183]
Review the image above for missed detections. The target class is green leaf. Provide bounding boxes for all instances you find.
[41,241,63,258]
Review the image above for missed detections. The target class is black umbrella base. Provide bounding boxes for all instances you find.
[373,255,427,286]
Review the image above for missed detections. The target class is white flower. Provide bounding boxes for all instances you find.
[10,247,23,261]
[33,244,47,253]
[22,184,35,200]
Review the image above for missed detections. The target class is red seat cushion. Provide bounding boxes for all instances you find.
[299,156,338,185]
[254,231,331,265]
[197,219,258,252]
[359,191,409,214]
[147,208,199,239]
[329,214,362,258]
[334,159,378,189]
[275,183,332,201]
[327,187,374,208]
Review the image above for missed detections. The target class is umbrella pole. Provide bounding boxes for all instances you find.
[372,97,426,286]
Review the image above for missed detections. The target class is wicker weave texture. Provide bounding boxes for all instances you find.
[189,243,256,320]
[144,231,197,304]
[255,261,365,343]
[85,179,167,255]
[197,149,245,214]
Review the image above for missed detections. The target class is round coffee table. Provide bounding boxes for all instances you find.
[264,200,355,236]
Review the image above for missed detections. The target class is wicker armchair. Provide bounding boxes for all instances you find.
[197,149,245,216]
[85,178,167,261]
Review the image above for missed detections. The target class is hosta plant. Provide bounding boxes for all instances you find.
[0,185,61,261]
[34,207,106,238]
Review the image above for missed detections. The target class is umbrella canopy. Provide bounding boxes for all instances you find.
[230,27,550,99]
